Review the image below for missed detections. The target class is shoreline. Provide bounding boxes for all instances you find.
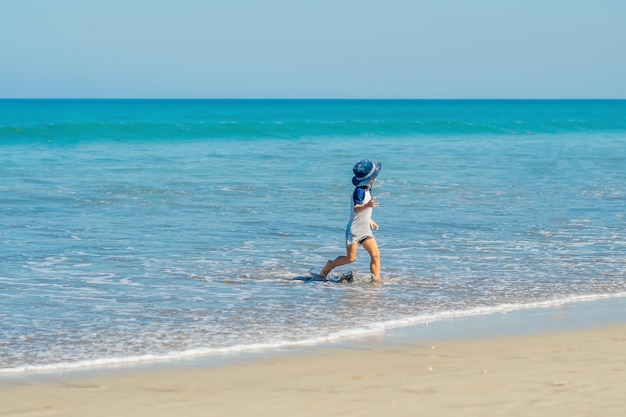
[1,298,625,416]
[375,294,626,345]
[0,298,626,417]
[2,295,626,380]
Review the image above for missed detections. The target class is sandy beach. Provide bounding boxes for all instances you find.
[2,322,625,417]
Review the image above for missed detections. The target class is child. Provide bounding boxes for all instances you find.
[320,159,382,283]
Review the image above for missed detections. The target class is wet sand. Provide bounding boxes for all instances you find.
[2,322,625,417]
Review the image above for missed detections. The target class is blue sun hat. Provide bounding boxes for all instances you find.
[352,159,382,186]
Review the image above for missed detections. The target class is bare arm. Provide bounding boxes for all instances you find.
[354,197,379,213]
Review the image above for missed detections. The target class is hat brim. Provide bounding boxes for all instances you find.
[352,162,382,186]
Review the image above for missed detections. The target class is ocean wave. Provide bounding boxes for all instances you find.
[2,293,625,376]
[2,100,626,142]
[2,119,626,142]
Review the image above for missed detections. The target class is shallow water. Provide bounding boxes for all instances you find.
[1,100,625,373]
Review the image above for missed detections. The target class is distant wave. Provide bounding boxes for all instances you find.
[2,118,626,142]
[2,99,626,142]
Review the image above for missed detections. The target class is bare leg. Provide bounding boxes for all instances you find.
[320,244,358,278]
[361,237,381,282]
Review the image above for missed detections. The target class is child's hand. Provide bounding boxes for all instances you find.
[370,220,379,230]
[367,197,380,208]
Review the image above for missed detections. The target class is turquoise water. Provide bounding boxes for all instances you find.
[1,100,626,373]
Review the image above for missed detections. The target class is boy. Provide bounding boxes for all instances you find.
[320,159,382,283]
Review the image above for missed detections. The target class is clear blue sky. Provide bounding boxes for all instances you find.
[2,0,625,98]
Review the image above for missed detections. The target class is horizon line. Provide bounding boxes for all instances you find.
[2,97,625,101]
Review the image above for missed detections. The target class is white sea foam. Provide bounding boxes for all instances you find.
[2,293,625,376]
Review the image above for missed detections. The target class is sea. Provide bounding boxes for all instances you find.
[1,99,625,375]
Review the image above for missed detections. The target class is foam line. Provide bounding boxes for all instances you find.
[2,292,625,376]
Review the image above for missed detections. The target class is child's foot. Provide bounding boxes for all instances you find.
[370,274,382,283]
[320,260,332,278]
